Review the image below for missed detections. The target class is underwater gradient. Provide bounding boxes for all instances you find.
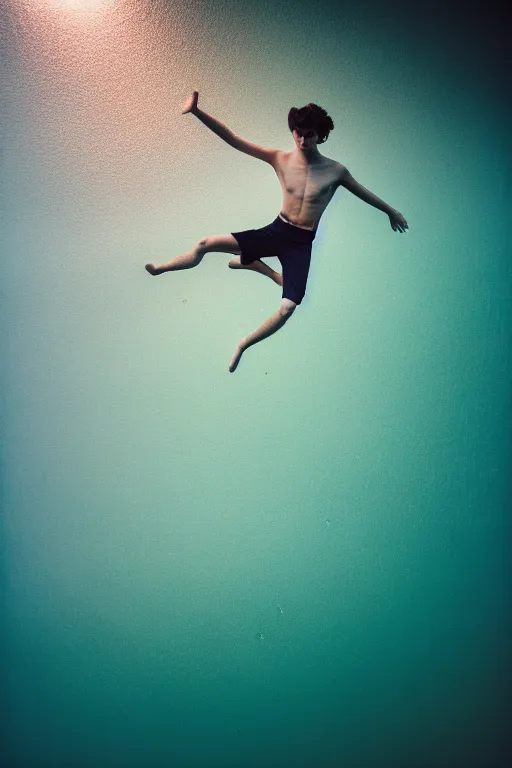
[2,1,509,766]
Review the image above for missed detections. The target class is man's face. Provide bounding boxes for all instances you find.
[293,128,319,150]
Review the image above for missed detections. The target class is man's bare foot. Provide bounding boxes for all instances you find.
[229,257,282,286]
[145,263,162,275]
[229,339,246,373]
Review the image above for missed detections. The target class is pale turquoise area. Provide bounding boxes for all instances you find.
[2,1,508,766]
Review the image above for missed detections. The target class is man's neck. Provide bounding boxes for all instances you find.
[291,148,323,165]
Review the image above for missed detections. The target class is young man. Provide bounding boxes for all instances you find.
[145,91,408,372]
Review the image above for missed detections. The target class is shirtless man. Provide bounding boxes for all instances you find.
[145,91,408,372]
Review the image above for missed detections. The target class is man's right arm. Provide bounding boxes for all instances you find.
[182,91,237,147]
[182,92,278,165]
[193,107,237,148]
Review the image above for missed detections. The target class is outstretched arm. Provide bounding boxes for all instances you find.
[182,90,237,147]
[340,166,408,232]
[181,91,278,165]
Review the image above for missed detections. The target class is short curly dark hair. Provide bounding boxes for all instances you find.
[288,103,334,144]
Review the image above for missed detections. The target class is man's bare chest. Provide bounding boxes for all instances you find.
[275,152,339,201]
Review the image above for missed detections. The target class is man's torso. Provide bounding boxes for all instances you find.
[272,150,342,231]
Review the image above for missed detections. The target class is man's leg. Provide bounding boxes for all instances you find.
[145,242,205,275]
[145,234,281,287]
[145,234,241,275]
[229,298,297,372]
[228,257,282,287]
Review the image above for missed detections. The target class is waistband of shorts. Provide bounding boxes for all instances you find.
[274,214,317,239]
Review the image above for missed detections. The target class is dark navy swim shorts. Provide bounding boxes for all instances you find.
[231,215,317,305]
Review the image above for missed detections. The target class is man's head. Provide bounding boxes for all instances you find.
[288,103,334,148]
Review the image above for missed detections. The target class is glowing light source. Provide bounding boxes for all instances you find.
[46,0,111,11]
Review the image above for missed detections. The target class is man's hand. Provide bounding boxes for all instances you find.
[388,210,408,233]
[182,91,199,115]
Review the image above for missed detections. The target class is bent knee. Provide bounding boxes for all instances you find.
[197,234,240,254]
[280,298,298,315]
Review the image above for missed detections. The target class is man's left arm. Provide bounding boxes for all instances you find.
[339,166,408,232]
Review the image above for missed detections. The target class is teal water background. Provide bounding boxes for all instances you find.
[2,1,509,766]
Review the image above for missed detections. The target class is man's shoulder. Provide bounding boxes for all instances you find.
[330,159,346,173]
[331,160,348,185]
[320,157,346,185]
[315,155,344,174]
